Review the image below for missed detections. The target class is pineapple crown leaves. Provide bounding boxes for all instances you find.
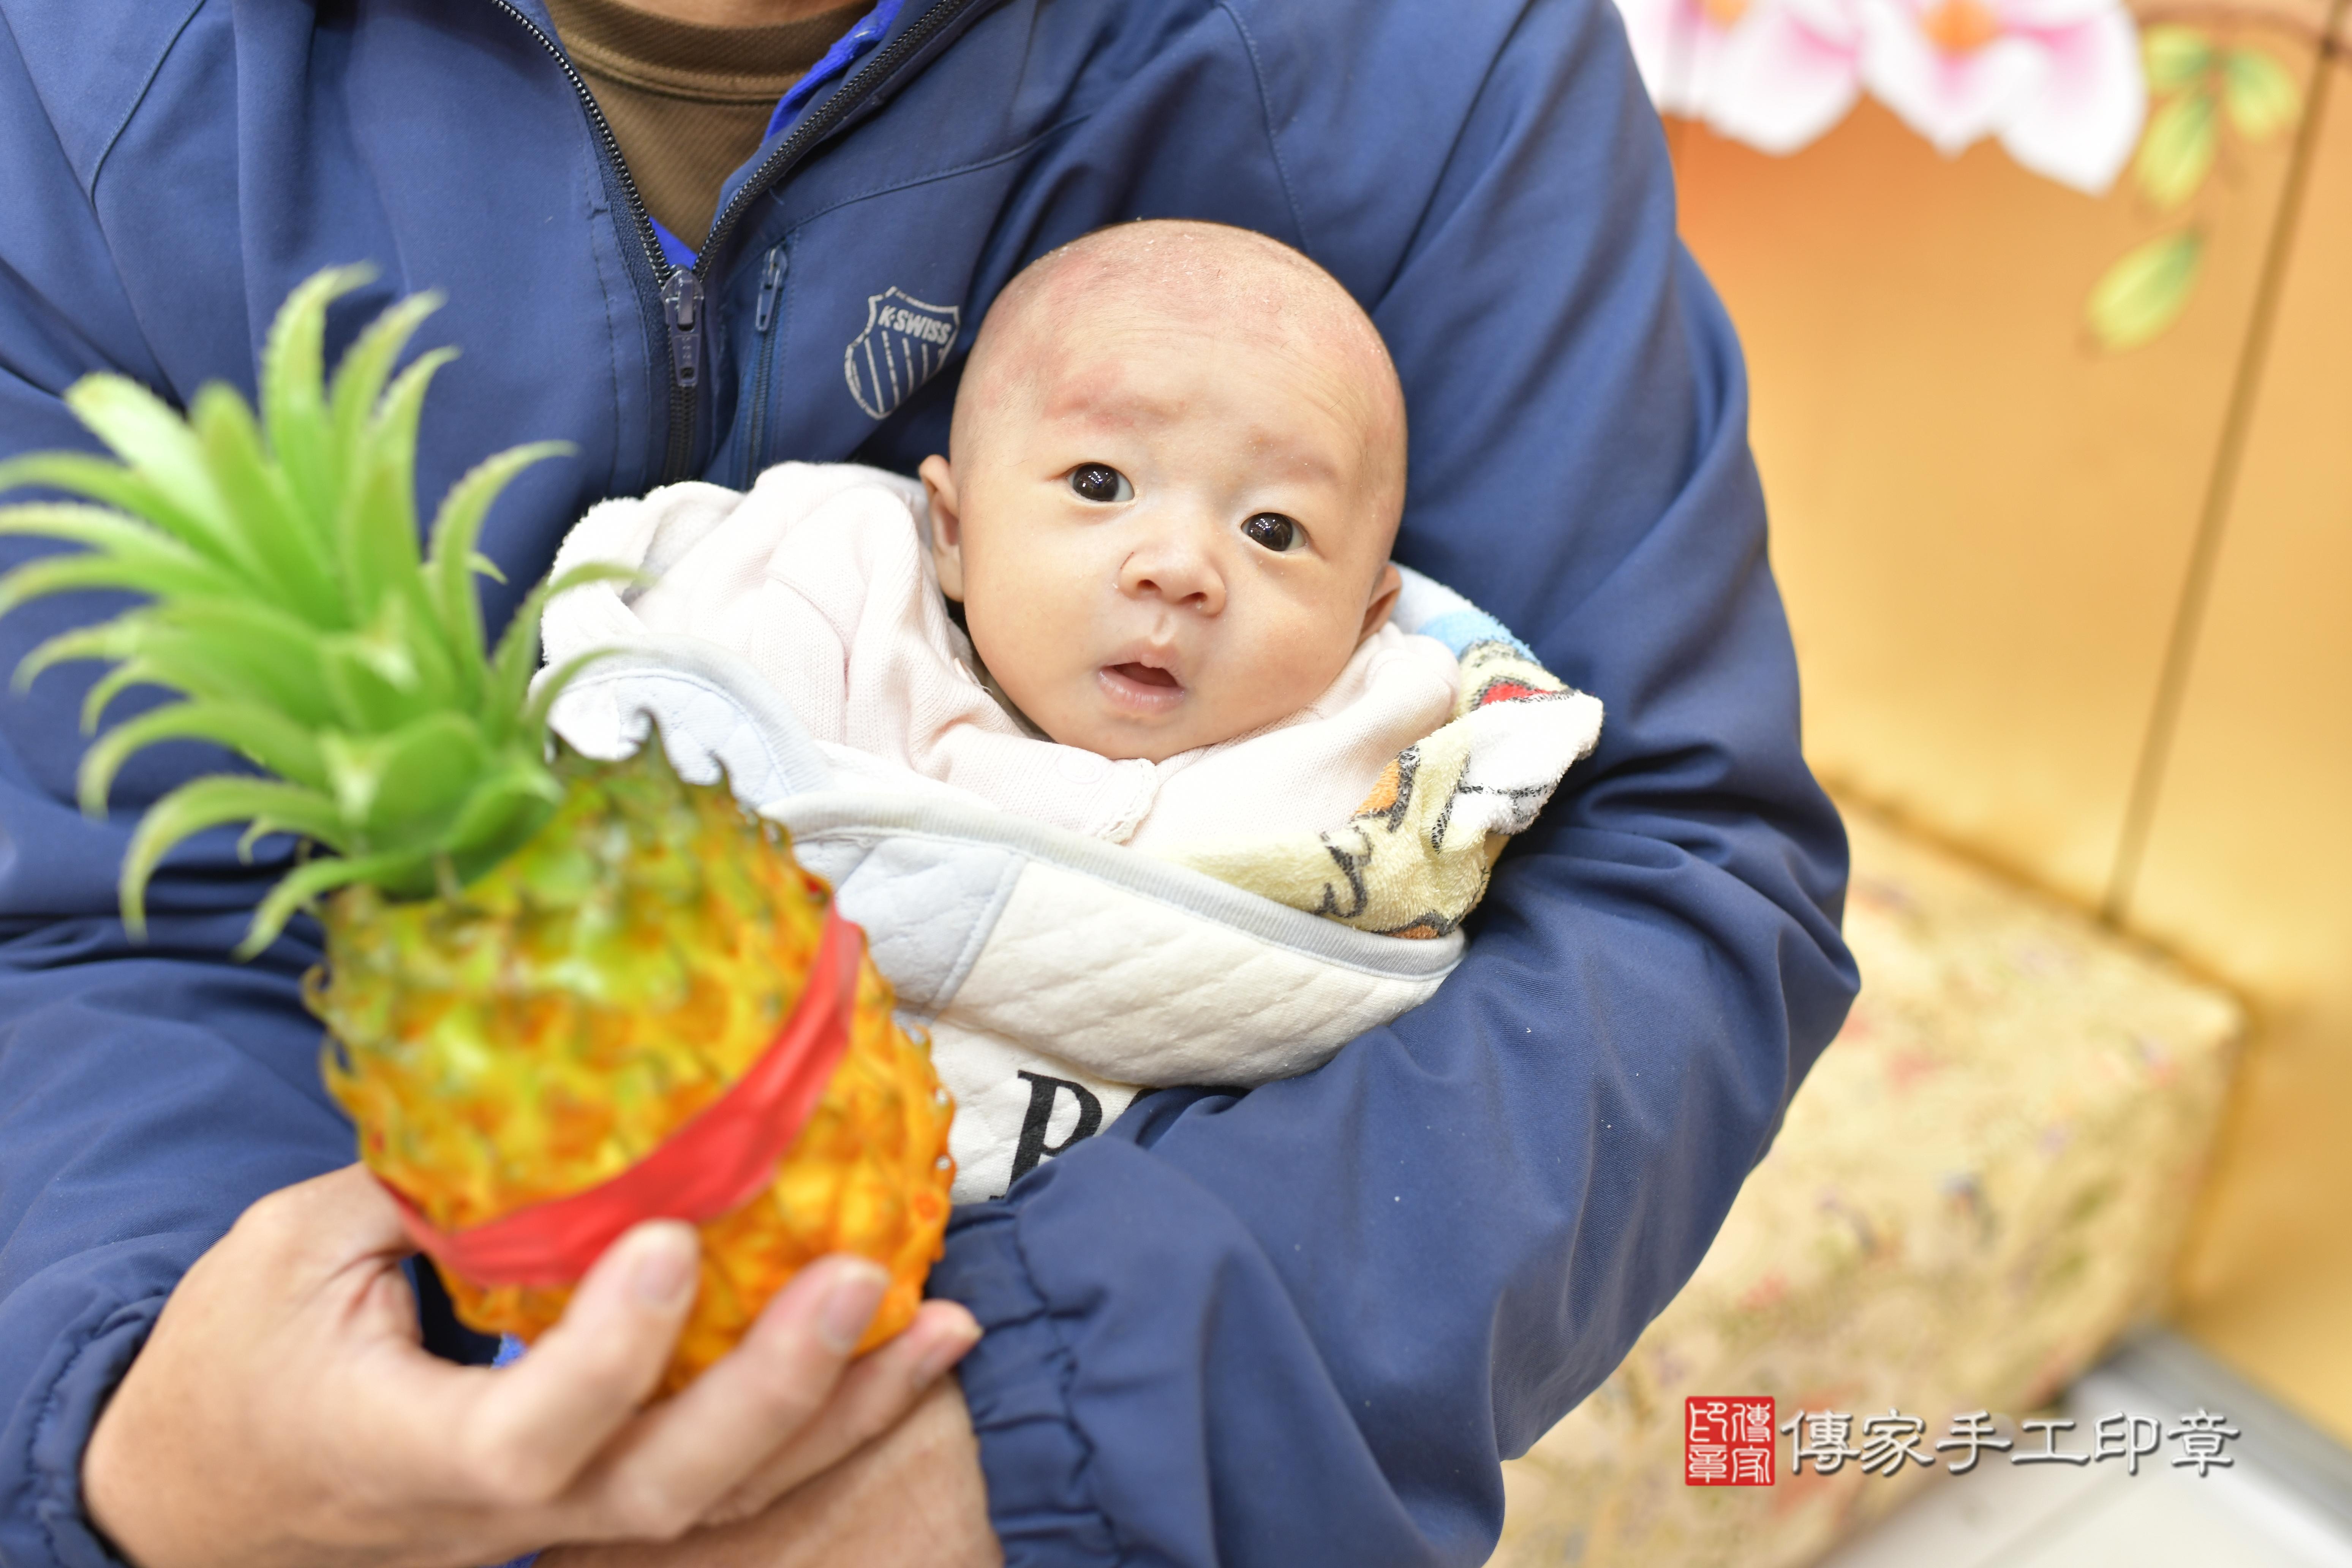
[0,265,631,956]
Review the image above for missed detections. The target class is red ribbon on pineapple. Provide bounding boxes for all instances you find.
[379,907,861,1289]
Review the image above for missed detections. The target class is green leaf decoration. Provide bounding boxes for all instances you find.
[78,701,329,817]
[0,266,599,953]
[427,441,572,704]
[2143,26,2215,93]
[485,561,636,746]
[2221,47,2301,141]
[2086,230,2205,351]
[118,775,352,939]
[2135,90,2218,211]
[239,849,422,959]
[188,384,341,622]
[0,504,250,612]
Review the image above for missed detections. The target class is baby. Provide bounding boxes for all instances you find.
[545,220,1600,1198]
[918,220,1413,772]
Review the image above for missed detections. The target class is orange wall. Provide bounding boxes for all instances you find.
[1671,93,2296,906]
[1668,21,2352,1443]
[2132,71,2352,1435]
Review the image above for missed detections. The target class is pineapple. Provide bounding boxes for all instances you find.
[0,267,953,1389]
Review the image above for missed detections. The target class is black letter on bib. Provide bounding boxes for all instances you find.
[1008,1072,1104,1185]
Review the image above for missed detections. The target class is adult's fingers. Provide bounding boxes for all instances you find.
[448,1221,703,1508]
[698,1299,982,1527]
[564,1255,889,1540]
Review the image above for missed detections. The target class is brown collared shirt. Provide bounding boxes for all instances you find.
[542,0,868,243]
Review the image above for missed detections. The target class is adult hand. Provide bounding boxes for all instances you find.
[81,1166,980,1568]
[540,1377,999,1568]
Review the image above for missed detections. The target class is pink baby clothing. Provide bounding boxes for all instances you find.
[543,462,1461,849]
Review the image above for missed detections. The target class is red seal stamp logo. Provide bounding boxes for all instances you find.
[1686,1396,1777,1485]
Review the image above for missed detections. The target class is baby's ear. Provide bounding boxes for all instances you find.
[919,454,966,601]
[1359,561,1403,641]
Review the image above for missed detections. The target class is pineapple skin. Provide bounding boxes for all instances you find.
[313,743,954,1391]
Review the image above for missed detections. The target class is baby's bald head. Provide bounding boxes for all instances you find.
[952,221,1406,516]
[918,221,1413,762]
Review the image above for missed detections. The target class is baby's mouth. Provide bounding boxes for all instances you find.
[1097,660,1187,713]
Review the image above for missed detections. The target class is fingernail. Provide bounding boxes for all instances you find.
[912,1317,983,1386]
[818,1261,890,1353]
[631,1225,698,1307]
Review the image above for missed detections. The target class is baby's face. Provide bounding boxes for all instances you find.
[922,310,1402,763]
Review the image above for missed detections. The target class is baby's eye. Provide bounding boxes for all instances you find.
[1068,464,1134,504]
[1241,513,1305,553]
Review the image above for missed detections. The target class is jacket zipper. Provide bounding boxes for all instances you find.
[742,245,787,486]
[694,0,983,281]
[491,0,983,482]
[487,0,691,478]
[661,270,703,389]
[754,245,787,334]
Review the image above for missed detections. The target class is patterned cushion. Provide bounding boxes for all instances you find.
[1492,803,2242,1566]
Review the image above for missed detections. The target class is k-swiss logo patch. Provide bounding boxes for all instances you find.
[844,288,961,420]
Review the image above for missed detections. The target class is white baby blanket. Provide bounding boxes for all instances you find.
[540,465,1603,1200]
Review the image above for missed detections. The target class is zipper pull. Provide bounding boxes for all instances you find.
[662,269,703,389]
[755,247,787,333]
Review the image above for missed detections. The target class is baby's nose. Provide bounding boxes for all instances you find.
[1120,529,1225,613]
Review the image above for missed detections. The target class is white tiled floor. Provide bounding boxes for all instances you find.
[1819,1366,2352,1568]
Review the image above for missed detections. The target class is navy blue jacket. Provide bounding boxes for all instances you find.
[0,2,1857,1564]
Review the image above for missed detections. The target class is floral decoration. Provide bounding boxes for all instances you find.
[1622,0,1866,154]
[1619,0,2148,188]
[1619,0,2312,351]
